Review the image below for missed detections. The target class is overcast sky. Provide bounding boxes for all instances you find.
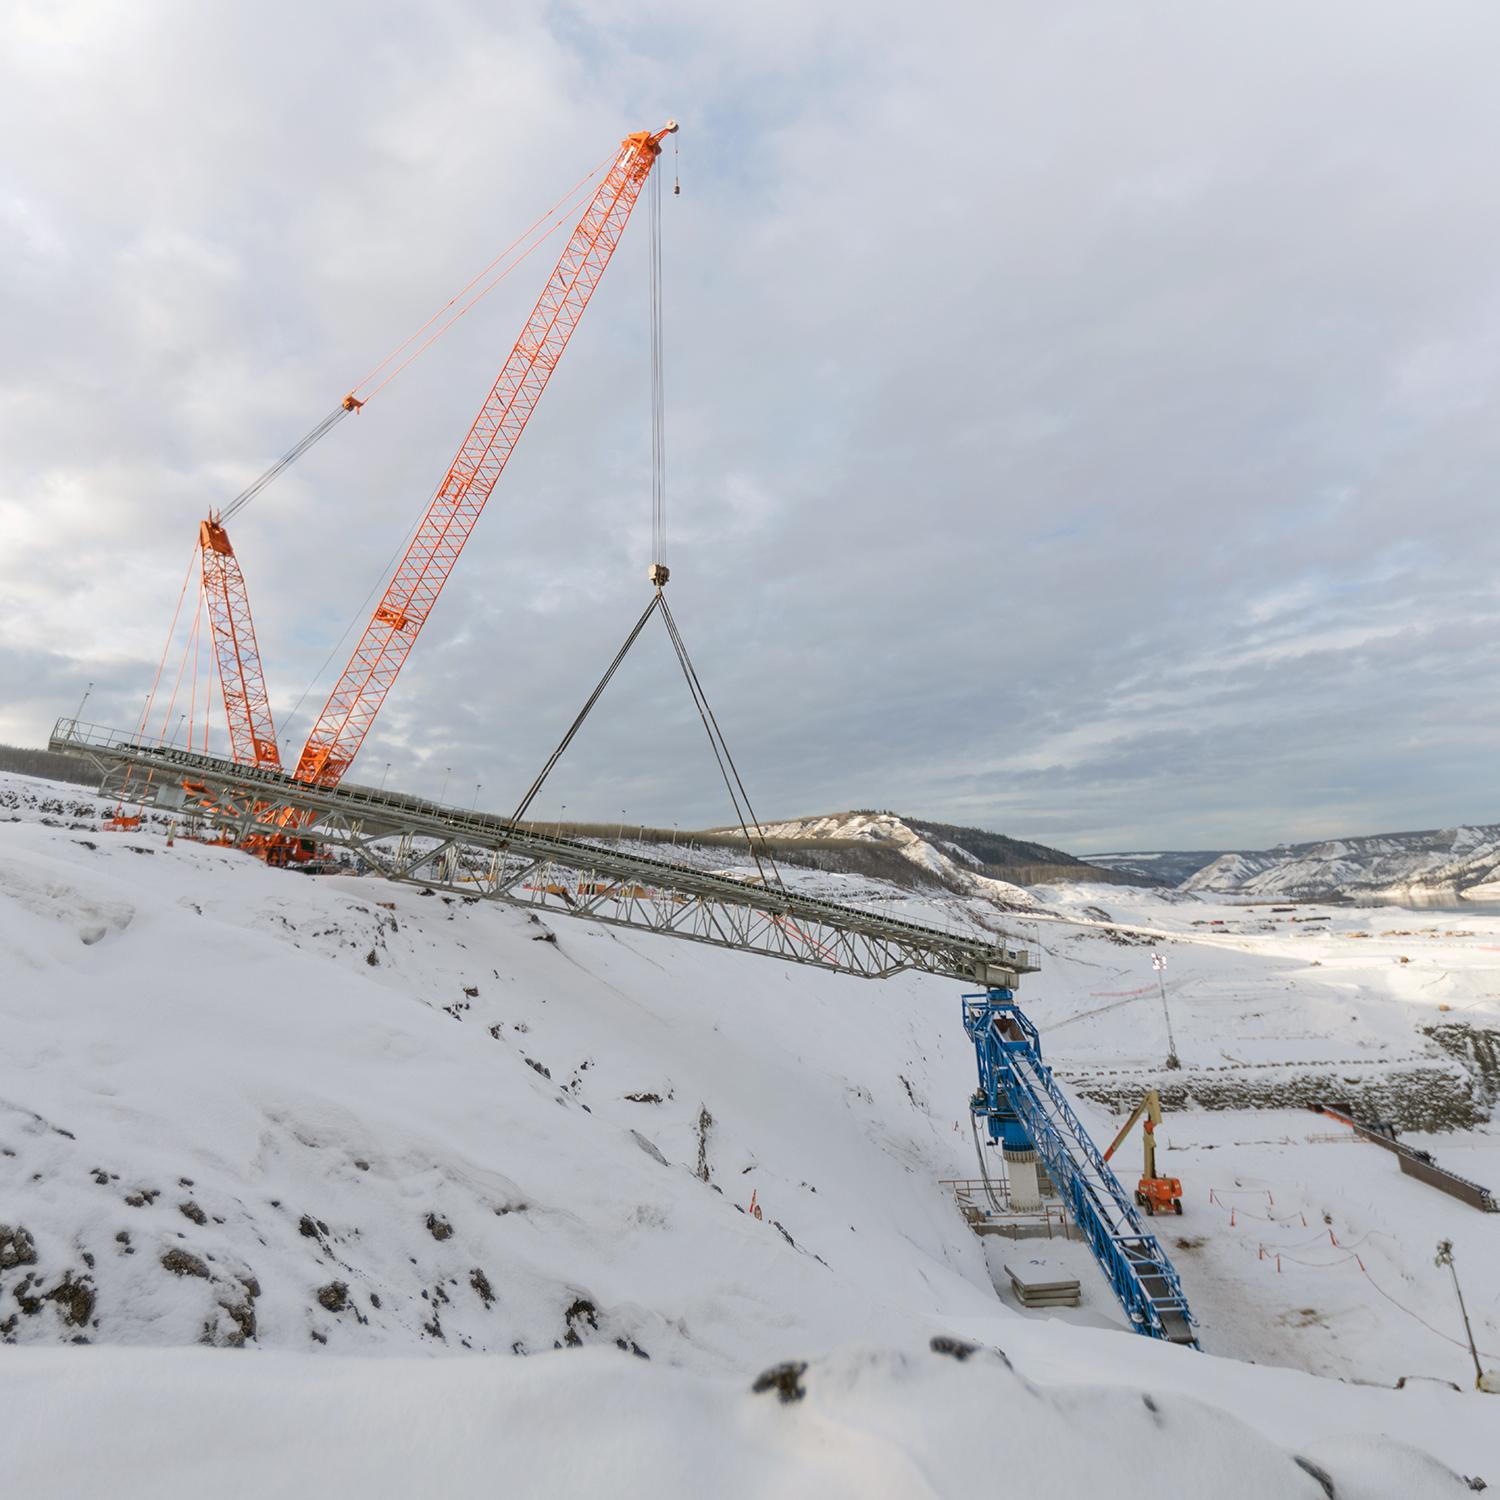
[3,1,1500,852]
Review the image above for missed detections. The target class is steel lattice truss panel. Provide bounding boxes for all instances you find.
[51,719,1038,988]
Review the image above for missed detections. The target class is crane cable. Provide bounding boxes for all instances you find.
[504,586,782,889]
[646,159,780,888]
[353,158,614,404]
[971,1116,1004,1213]
[255,152,621,743]
[219,405,350,525]
[277,505,427,747]
[658,592,782,889]
[505,158,782,890]
[509,594,663,829]
[216,149,616,528]
[649,162,666,569]
[134,544,199,746]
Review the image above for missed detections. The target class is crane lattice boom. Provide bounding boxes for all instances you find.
[294,124,677,787]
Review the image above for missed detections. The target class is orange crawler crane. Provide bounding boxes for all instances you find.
[188,122,677,802]
[1103,1089,1183,1216]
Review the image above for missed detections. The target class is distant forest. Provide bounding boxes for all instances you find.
[0,744,100,789]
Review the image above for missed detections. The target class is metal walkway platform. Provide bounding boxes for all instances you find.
[50,718,1037,987]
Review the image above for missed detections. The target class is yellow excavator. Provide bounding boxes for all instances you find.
[1103,1089,1183,1216]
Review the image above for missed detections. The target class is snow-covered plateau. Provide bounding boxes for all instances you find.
[2,772,1497,1496]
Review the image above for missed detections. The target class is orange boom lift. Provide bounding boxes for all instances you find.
[1102,1089,1184,1216]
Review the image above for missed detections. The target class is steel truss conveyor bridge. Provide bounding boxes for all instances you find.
[965,988,1197,1345]
[51,718,1197,1346]
[50,719,1034,987]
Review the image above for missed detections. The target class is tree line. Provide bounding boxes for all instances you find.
[0,743,100,788]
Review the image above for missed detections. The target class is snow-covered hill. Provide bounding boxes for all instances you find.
[744,810,1041,903]
[1084,848,1231,885]
[734,808,1135,899]
[3,773,1499,1494]
[1181,824,1500,901]
[1089,823,1500,900]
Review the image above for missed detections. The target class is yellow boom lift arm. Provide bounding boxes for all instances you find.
[1103,1089,1183,1216]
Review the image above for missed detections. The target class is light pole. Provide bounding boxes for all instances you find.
[471,782,483,811]
[1152,951,1181,1070]
[1435,1240,1489,1390]
[75,680,94,722]
[379,761,392,791]
[617,809,626,843]
[440,766,451,802]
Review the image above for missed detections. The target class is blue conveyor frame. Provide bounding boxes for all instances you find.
[964,988,1198,1346]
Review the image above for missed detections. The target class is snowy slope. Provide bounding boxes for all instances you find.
[1085,848,1229,885]
[747,810,1040,906]
[2,774,1499,1493]
[1093,823,1500,899]
[0,815,999,1364]
[3,1341,1490,1500]
[1183,825,1500,900]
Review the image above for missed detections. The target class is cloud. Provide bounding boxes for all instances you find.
[3,1,1499,851]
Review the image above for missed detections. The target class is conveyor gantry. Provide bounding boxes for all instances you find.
[48,718,1037,987]
[965,988,1198,1346]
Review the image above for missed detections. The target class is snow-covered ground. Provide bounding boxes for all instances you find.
[2,773,1496,1494]
[1033,881,1498,1112]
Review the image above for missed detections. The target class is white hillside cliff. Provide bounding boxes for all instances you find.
[750,812,1038,907]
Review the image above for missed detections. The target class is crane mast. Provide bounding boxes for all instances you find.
[294,123,678,788]
[199,518,282,770]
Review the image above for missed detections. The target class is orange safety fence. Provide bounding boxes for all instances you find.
[1209,1187,1499,1359]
